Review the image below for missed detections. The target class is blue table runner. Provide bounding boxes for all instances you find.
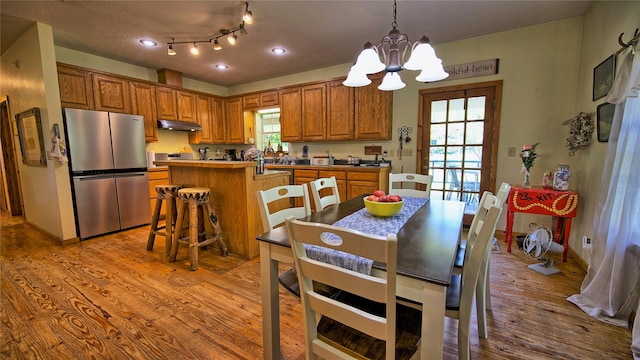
[305,197,430,274]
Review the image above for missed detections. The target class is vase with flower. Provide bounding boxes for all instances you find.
[520,143,539,188]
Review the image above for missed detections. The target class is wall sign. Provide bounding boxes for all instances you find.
[443,59,499,81]
[16,107,47,167]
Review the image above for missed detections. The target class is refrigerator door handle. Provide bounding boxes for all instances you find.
[75,175,114,181]
[115,172,147,178]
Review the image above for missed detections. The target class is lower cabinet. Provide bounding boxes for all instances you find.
[148,168,169,220]
[347,171,381,199]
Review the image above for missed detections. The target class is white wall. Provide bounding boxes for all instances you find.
[0,23,75,240]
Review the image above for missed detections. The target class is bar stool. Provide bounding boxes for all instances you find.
[169,187,228,270]
[147,184,183,256]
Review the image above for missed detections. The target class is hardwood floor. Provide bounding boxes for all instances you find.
[1,212,632,359]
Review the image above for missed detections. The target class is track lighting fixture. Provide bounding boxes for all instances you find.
[344,0,448,91]
[166,2,253,56]
[243,2,253,24]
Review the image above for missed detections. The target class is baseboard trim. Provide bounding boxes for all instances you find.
[25,220,79,246]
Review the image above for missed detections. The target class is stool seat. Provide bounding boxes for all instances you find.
[169,187,228,270]
[147,184,183,256]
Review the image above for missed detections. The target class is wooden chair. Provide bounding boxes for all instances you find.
[309,176,341,212]
[389,173,432,198]
[256,184,311,296]
[446,197,502,360]
[285,217,421,360]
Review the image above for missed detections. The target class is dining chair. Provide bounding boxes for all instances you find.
[388,173,433,198]
[285,217,422,360]
[256,184,311,297]
[446,197,502,360]
[309,176,340,212]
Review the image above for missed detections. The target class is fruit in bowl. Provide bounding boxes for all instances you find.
[363,190,403,217]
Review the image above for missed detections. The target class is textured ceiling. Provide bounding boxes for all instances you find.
[0,1,591,87]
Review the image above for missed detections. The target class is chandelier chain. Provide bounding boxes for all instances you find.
[391,0,398,29]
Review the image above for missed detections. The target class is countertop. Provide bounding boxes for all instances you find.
[154,160,257,169]
[265,163,391,172]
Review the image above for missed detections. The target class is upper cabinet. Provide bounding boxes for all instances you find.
[211,97,227,144]
[355,73,392,140]
[156,86,178,120]
[189,94,213,144]
[243,90,279,110]
[226,97,245,144]
[302,83,327,141]
[57,64,94,110]
[327,79,355,141]
[130,81,158,142]
[177,90,197,122]
[279,87,303,142]
[92,73,131,113]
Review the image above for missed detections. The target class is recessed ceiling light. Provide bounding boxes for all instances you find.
[272,47,286,55]
[216,64,229,70]
[140,39,158,47]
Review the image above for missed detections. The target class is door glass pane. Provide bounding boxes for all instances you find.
[445,146,463,168]
[465,146,482,168]
[467,96,486,120]
[448,123,465,145]
[431,100,447,123]
[430,124,446,145]
[448,99,465,121]
[431,168,445,191]
[429,147,444,168]
[466,122,484,144]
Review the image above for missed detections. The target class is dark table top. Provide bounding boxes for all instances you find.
[256,197,465,286]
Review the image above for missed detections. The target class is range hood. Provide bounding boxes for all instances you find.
[157,119,202,131]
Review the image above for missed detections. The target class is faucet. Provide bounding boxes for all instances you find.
[374,154,379,164]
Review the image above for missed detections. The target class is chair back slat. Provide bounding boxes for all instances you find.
[389,173,433,198]
[256,184,311,232]
[310,176,341,212]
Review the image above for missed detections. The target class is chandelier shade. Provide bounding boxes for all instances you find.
[343,0,448,91]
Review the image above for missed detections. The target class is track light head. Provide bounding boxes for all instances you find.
[243,2,253,24]
[213,39,222,51]
[190,43,199,55]
[228,32,237,45]
[167,43,176,56]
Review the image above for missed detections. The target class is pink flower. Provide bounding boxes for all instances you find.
[522,144,532,151]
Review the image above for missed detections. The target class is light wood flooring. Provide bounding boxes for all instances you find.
[1,213,633,359]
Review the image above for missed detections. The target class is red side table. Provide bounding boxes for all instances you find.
[505,185,579,262]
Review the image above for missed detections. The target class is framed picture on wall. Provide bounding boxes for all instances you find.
[16,107,47,166]
[593,54,616,101]
[596,102,615,143]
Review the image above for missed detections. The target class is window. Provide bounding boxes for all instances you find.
[257,109,287,152]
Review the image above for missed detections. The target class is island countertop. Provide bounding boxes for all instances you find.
[154,160,256,169]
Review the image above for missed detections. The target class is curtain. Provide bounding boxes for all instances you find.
[567,42,640,359]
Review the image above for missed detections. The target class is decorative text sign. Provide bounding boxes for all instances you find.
[443,59,499,81]
[509,187,578,218]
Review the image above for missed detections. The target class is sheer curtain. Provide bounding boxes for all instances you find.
[567,42,640,358]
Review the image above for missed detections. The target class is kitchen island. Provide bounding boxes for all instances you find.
[154,160,290,259]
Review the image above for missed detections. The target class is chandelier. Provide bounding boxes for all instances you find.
[343,0,448,91]
[167,2,254,56]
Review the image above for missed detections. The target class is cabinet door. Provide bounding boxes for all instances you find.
[211,97,227,143]
[347,171,380,199]
[302,83,327,141]
[92,73,131,113]
[280,87,303,142]
[226,97,244,144]
[318,170,347,205]
[243,94,260,110]
[177,90,197,122]
[260,91,279,107]
[189,94,213,144]
[294,169,318,209]
[355,73,392,140]
[156,86,178,120]
[57,64,94,109]
[327,80,354,140]
[130,81,158,142]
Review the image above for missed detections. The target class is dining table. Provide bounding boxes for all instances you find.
[255,196,466,360]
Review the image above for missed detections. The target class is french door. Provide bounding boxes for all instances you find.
[417,81,502,224]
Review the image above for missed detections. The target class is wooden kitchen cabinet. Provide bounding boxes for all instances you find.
[148,168,169,220]
[189,94,214,144]
[355,73,392,140]
[130,81,158,142]
[327,80,355,140]
[347,171,383,199]
[226,97,245,144]
[293,169,318,208]
[243,90,279,110]
[156,86,178,120]
[177,90,197,122]
[92,73,131,113]
[279,87,303,142]
[211,97,227,143]
[302,83,327,141]
[318,169,347,209]
[57,64,94,110]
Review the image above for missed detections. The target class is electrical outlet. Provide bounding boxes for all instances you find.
[582,236,592,250]
[388,150,395,157]
[402,149,413,156]
[508,147,516,157]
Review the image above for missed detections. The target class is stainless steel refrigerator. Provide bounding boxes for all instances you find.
[63,108,151,239]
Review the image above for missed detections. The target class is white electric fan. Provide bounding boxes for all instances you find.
[522,225,564,275]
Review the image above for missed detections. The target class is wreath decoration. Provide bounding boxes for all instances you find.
[562,112,594,155]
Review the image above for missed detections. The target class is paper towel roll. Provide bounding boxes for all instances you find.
[146,150,156,168]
